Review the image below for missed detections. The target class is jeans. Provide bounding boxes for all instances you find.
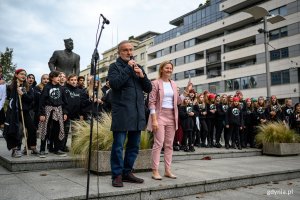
[110,131,141,179]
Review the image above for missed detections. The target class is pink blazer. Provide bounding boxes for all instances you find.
[147,79,182,132]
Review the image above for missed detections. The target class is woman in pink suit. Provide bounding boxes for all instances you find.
[147,60,192,180]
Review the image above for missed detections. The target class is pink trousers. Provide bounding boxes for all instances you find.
[151,108,175,170]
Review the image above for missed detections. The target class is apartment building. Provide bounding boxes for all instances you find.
[146,0,300,103]
[80,31,159,86]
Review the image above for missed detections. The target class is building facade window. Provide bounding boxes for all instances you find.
[208,82,220,94]
[270,47,289,61]
[225,75,258,91]
[140,52,145,60]
[269,26,288,40]
[269,5,287,16]
[271,69,290,85]
[172,67,204,81]
[156,50,163,58]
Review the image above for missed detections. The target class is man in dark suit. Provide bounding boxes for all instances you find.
[108,40,152,187]
[48,38,80,76]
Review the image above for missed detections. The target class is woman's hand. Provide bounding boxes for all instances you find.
[152,120,159,133]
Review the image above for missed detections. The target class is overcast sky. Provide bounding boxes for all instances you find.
[0,0,205,81]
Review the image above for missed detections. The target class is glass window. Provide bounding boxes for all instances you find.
[233,78,241,90]
[282,70,290,84]
[195,68,204,76]
[225,80,233,91]
[209,82,219,94]
[279,6,287,16]
[281,27,288,37]
[156,50,162,58]
[241,77,249,89]
[281,47,289,58]
[271,71,282,85]
[140,52,145,60]
[248,76,257,88]
[269,29,280,40]
[270,49,281,60]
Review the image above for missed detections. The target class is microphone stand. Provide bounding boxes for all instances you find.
[86,15,108,200]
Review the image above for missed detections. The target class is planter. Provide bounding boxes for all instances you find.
[263,143,300,156]
[90,149,152,175]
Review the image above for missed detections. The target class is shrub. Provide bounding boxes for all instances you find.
[256,121,300,145]
[71,113,153,157]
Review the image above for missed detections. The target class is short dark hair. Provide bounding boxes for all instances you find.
[77,76,85,81]
[27,74,35,79]
[49,71,60,81]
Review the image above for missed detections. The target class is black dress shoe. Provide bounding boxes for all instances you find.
[112,175,123,187]
[122,173,144,183]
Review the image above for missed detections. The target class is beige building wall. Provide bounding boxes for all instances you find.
[146,0,300,101]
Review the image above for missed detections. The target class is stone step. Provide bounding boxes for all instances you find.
[0,138,261,172]
[169,147,261,161]
[0,148,261,172]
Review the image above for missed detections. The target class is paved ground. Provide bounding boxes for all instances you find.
[0,154,300,200]
[164,178,300,200]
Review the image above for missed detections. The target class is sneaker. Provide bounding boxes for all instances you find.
[112,175,123,187]
[39,151,46,158]
[54,150,67,157]
[12,149,22,158]
[122,172,144,183]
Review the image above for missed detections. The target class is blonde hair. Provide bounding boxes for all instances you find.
[87,76,103,99]
[158,60,173,79]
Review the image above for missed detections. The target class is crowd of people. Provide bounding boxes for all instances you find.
[174,90,300,153]
[0,64,112,158]
[0,40,299,188]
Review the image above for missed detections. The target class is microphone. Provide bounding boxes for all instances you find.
[100,14,110,24]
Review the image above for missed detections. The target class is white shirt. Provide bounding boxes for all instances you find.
[162,82,174,109]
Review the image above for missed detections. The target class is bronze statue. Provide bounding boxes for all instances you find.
[48,38,80,76]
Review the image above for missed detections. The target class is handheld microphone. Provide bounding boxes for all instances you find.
[100,14,110,24]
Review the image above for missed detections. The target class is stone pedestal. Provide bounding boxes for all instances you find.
[263,143,300,156]
[90,149,152,175]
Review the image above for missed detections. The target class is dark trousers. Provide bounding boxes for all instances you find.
[206,118,215,145]
[194,129,201,145]
[63,119,71,149]
[23,111,37,147]
[224,127,230,146]
[244,125,255,147]
[40,117,63,152]
[228,125,241,146]
[183,130,194,146]
[110,131,141,179]
[0,107,5,125]
[200,119,208,144]
[215,120,224,144]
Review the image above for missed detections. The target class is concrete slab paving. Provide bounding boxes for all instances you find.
[1,155,299,200]
[164,178,300,200]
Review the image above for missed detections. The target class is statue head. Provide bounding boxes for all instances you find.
[64,38,74,51]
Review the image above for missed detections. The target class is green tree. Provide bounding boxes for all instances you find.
[0,47,17,83]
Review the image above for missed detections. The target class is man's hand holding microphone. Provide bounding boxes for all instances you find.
[128,56,144,78]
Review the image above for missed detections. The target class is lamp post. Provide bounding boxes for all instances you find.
[245,6,285,99]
